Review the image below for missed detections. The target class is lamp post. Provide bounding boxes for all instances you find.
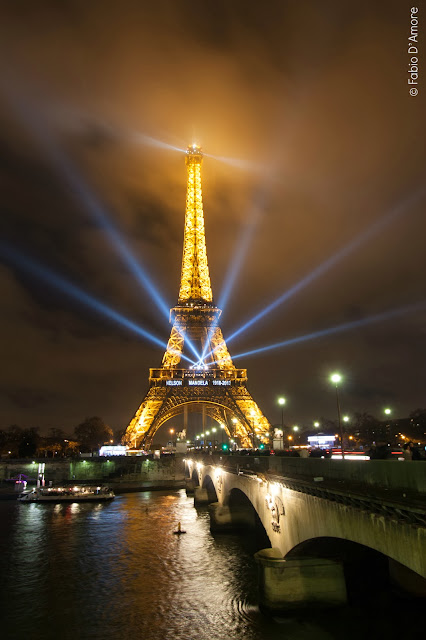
[383,408,392,441]
[212,427,217,449]
[293,425,299,444]
[278,397,286,434]
[220,423,225,447]
[330,373,344,459]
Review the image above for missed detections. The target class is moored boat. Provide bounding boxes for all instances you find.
[18,485,115,503]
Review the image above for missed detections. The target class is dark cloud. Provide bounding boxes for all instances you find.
[0,0,425,433]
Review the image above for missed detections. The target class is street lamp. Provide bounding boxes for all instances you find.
[330,373,344,459]
[212,427,217,449]
[314,421,320,428]
[383,408,392,441]
[220,423,225,446]
[278,397,286,434]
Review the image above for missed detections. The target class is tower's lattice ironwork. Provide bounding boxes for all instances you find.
[123,145,271,449]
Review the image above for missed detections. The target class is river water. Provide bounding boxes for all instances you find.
[0,490,420,640]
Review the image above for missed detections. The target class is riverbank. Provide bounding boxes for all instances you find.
[0,456,186,498]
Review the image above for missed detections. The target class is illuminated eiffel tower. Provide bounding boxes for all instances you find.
[123,144,271,450]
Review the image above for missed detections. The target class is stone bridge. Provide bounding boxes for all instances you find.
[184,454,426,613]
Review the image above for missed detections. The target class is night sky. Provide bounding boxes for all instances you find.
[1,0,425,436]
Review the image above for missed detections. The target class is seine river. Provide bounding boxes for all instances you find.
[0,490,419,640]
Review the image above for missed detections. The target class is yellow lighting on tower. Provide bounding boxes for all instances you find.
[123,144,272,450]
[179,145,212,303]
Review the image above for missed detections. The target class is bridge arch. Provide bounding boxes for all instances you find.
[201,472,219,504]
[194,460,426,582]
[186,457,426,610]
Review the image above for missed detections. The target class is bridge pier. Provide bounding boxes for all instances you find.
[185,478,196,495]
[255,548,347,614]
[208,502,255,533]
[194,486,210,505]
[208,503,234,532]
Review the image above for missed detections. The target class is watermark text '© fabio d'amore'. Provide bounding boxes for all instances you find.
[408,7,420,96]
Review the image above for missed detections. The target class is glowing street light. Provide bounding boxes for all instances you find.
[277,397,286,435]
[314,421,320,428]
[212,427,217,449]
[384,408,392,416]
[330,372,345,459]
[343,415,350,423]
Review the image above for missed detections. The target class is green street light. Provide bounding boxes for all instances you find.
[314,421,320,428]
[384,408,392,415]
[330,372,345,459]
[343,415,350,423]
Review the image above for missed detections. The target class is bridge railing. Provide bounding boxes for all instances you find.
[189,453,426,497]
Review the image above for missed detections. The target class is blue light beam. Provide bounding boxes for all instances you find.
[226,186,426,346]
[0,81,171,321]
[204,153,267,173]
[130,131,186,154]
[0,241,195,364]
[200,190,266,363]
[229,301,426,361]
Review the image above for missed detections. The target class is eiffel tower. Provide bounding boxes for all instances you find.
[123,144,271,450]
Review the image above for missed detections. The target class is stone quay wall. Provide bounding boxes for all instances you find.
[0,456,186,493]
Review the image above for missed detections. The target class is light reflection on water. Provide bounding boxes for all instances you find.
[0,490,408,640]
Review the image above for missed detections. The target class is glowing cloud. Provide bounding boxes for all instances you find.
[0,80,171,321]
